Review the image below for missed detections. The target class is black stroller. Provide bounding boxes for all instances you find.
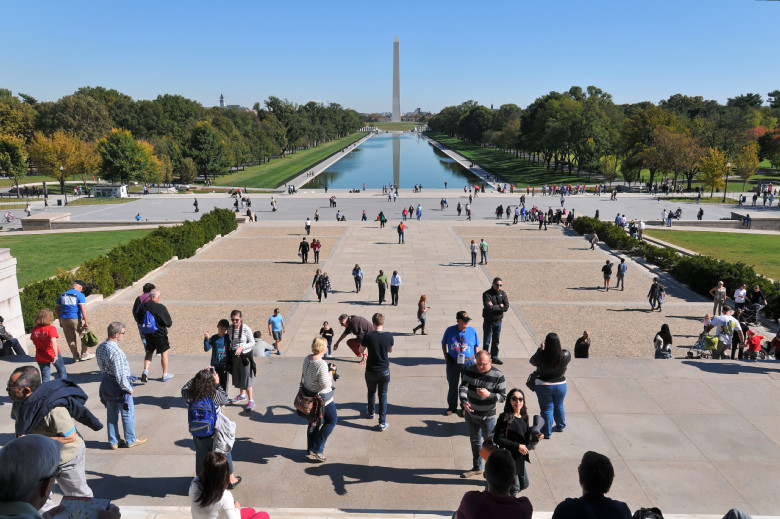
[742,304,764,325]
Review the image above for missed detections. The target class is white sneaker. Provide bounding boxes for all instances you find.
[162,373,174,382]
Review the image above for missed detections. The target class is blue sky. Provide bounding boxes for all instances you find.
[1,0,778,113]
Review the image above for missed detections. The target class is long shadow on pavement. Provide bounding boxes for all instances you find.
[86,471,191,499]
[682,360,780,376]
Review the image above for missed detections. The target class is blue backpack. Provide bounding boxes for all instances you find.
[139,310,158,335]
[188,397,216,438]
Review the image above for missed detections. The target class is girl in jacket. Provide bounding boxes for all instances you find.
[494,388,544,495]
[228,310,255,411]
[529,332,571,438]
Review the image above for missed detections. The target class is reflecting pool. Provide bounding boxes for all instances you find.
[302,132,481,189]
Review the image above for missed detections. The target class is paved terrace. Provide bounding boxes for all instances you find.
[2,196,780,518]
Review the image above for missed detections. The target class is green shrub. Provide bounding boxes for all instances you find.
[20,274,74,332]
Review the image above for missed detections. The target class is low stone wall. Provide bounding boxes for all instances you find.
[0,249,24,338]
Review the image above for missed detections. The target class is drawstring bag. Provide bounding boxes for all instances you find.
[83,330,99,348]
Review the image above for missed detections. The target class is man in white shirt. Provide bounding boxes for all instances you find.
[390,271,402,306]
[710,305,744,360]
[733,284,747,310]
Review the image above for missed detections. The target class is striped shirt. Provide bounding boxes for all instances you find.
[302,355,333,405]
[96,339,133,393]
[459,366,507,418]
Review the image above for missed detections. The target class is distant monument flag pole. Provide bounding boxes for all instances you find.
[392,35,401,122]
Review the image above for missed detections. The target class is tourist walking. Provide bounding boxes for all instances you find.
[615,258,627,290]
[97,321,147,450]
[412,294,430,335]
[390,270,402,306]
[470,240,478,267]
[601,260,613,291]
[479,239,488,264]
[352,264,364,293]
[359,313,394,431]
[55,280,93,362]
[397,221,406,243]
[375,269,388,304]
[312,269,330,303]
[30,308,67,382]
[648,277,665,311]
[529,332,570,438]
[319,321,334,358]
[138,289,174,382]
[311,238,321,263]
[268,308,285,353]
[305,218,311,235]
[298,237,309,263]
[494,388,544,495]
[459,350,507,479]
[229,310,255,410]
[132,283,155,348]
[204,319,231,390]
[302,337,338,462]
[442,311,479,416]
[482,277,509,365]
[709,281,727,316]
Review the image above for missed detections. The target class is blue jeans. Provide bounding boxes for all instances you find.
[465,411,497,471]
[193,434,233,476]
[137,323,147,348]
[365,369,390,423]
[480,250,487,264]
[398,231,404,243]
[105,398,137,446]
[535,382,567,437]
[482,321,502,359]
[308,401,338,454]
[445,361,465,411]
[38,355,67,382]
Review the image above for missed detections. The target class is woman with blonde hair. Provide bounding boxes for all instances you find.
[413,295,431,335]
[30,308,67,382]
[301,337,337,462]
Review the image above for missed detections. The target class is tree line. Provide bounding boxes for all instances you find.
[0,87,362,194]
[428,89,780,195]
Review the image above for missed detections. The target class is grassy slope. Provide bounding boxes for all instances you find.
[643,229,780,280]
[0,230,151,287]
[214,133,365,189]
[427,132,595,186]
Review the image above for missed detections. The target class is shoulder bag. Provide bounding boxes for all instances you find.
[526,371,538,392]
[479,419,509,461]
[213,410,236,453]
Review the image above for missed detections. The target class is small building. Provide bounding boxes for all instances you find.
[93,184,128,198]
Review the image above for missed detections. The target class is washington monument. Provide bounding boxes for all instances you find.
[392,35,401,122]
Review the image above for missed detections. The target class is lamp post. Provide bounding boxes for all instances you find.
[60,165,68,205]
[722,162,731,203]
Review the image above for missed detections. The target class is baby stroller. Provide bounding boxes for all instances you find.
[741,304,764,325]
[758,340,776,360]
[687,333,718,359]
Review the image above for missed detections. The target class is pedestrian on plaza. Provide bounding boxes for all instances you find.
[734,283,748,310]
[412,294,430,335]
[470,240,478,267]
[375,269,388,304]
[30,309,67,383]
[697,207,704,220]
[359,313,394,431]
[193,199,199,213]
[55,280,93,363]
[459,350,507,479]
[480,238,488,264]
[302,337,338,463]
[319,321,334,358]
[305,218,311,235]
[352,264,364,293]
[97,321,146,450]
[311,238,321,264]
[648,277,665,312]
[637,220,645,241]
[710,305,744,360]
[397,221,406,244]
[334,313,375,363]
[298,237,309,264]
[378,211,387,228]
[137,289,174,383]
[335,210,341,221]
[574,330,590,359]
[8,366,101,507]
[482,277,509,365]
[268,308,285,354]
[709,281,727,316]
[314,209,319,222]
[493,388,544,495]
[204,319,231,390]
[601,260,613,291]
[615,258,627,290]
[229,310,256,410]
[454,449,533,519]
[529,332,570,438]
[132,283,155,349]
[589,231,598,250]
[551,451,632,519]
[390,270,402,306]
[442,311,480,416]
[312,269,330,303]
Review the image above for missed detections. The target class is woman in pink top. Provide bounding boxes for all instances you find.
[30,308,67,382]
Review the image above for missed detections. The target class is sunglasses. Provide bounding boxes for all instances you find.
[510,396,524,402]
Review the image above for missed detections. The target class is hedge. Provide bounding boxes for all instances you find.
[19,208,237,331]
[571,216,780,320]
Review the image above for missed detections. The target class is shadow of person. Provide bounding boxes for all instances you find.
[85,470,192,499]
[405,419,467,438]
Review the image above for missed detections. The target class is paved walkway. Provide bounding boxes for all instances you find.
[3,207,780,518]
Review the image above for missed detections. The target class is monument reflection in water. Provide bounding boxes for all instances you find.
[303,132,481,189]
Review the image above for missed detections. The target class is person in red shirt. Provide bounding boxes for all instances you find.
[30,308,67,382]
[745,330,764,360]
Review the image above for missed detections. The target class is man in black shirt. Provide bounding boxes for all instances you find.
[482,277,509,365]
[574,330,590,359]
[359,313,394,431]
[552,451,631,519]
[601,260,613,292]
[298,238,310,264]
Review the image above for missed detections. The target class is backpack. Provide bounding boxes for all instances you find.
[139,310,158,335]
[188,397,217,438]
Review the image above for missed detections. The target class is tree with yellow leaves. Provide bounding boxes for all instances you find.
[698,148,729,198]
[27,130,84,194]
[734,142,759,192]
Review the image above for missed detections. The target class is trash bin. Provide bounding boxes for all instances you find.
[57,199,62,206]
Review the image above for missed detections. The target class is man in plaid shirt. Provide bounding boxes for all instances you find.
[96,322,146,450]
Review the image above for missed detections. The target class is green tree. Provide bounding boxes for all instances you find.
[698,148,729,197]
[177,157,198,183]
[97,128,160,184]
[35,94,113,141]
[599,154,619,185]
[0,92,37,140]
[734,142,759,191]
[185,122,228,180]
[727,93,763,109]
[0,134,29,197]
[768,90,780,109]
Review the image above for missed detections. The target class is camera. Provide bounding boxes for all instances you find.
[328,362,340,381]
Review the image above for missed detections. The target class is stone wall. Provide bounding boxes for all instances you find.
[0,248,24,337]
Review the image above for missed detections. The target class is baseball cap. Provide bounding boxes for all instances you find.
[456,311,471,322]
[73,280,85,287]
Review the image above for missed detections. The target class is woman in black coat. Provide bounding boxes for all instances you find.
[494,388,544,496]
[529,332,571,438]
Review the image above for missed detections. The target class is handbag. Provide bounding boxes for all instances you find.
[213,410,236,453]
[294,372,319,419]
[479,420,509,461]
[526,371,538,392]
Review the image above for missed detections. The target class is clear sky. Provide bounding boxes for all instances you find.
[1,0,778,114]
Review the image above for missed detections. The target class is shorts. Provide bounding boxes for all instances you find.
[144,334,170,355]
[603,275,611,280]
[272,330,283,341]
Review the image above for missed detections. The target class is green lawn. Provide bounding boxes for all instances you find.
[67,197,136,206]
[373,122,423,131]
[427,132,593,186]
[0,230,151,287]
[643,229,780,280]
[663,196,741,204]
[0,175,50,188]
[213,133,365,188]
